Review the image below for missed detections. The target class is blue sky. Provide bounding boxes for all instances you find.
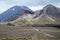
[0,0,60,13]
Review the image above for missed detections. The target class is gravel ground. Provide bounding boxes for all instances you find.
[0,25,60,40]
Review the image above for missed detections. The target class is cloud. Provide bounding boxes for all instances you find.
[28,6,43,11]
[0,0,60,6]
[0,0,60,14]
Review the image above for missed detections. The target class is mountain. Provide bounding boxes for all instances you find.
[33,10,43,18]
[32,4,60,25]
[3,4,60,27]
[0,6,34,22]
[43,4,60,22]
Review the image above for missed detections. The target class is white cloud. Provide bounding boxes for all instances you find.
[0,0,60,14]
[28,6,43,11]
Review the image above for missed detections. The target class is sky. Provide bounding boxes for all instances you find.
[0,0,60,14]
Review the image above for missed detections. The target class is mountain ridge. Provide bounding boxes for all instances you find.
[0,5,34,22]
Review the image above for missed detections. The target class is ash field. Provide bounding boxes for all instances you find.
[0,25,60,40]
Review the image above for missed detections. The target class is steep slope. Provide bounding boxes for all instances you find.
[33,4,60,25]
[0,6,34,23]
[43,4,60,24]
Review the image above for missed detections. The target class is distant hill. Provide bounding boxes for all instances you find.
[0,6,34,22]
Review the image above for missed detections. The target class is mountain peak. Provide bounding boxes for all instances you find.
[43,4,58,14]
[0,5,34,22]
[46,4,54,7]
[43,4,57,9]
[12,5,20,8]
